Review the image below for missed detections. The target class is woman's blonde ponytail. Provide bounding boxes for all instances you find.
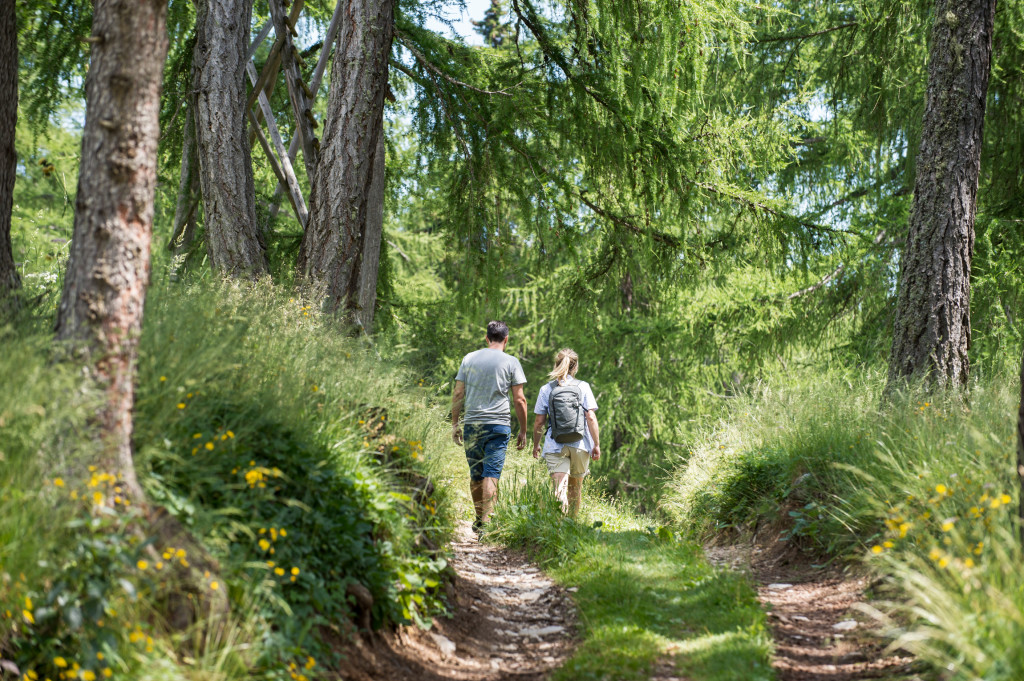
[547,348,579,384]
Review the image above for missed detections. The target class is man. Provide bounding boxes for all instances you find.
[451,320,528,531]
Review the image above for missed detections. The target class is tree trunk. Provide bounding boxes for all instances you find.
[192,0,267,277]
[297,0,393,316]
[0,0,19,296]
[169,103,200,279]
[886,0,996,390]
[355,134,385,332]
[54,0,169,499]
[169,104,200,251]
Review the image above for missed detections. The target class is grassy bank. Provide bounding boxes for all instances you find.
[428,444,773,681]
[661,369,1024,680]
[1,280,456,681]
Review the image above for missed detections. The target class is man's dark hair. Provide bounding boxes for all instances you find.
[486,320,509,343]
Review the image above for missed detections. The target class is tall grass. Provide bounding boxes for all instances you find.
[662,368,1024,680]
[1,279,458,680]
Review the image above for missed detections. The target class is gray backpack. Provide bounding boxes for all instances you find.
[547,380,586,444]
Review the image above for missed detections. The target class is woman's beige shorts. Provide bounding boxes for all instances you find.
[543,445,591,478]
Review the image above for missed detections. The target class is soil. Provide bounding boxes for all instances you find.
[337,522,576,681]
[705,542,923,681]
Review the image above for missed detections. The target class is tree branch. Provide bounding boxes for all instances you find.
[394,33,515,97]
[753,22,858,44]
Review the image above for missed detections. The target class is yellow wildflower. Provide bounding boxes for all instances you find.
[291,567,299,575]
[53,478,65,488]
[209,581,219,591]
[177,403,186,409]
[275,567,285,576]
[137,560,148,570]
[22,610,34,624]
[204,442,214,451]
[935,484,947,495]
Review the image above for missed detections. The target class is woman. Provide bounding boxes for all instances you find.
[531,348,601,516]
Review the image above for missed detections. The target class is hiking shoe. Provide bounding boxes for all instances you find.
[472,519,485,535]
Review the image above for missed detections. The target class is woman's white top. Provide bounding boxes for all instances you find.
[533,379,598,454]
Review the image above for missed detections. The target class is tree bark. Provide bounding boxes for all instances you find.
[887,0,996,390]
[355,134,386,332]
[168,103,200,279]
[0,0,19,296]
[53,0,169,499]
[192,0,267,277]
[297,0,393,317]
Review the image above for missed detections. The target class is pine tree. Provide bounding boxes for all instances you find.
[887,0,996,389]
[192,0,267,276]
[473,0,511,48]
[54,0,170,498]
[0,0,18,297]
[298,0,393,322]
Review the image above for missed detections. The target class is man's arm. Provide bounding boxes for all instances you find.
[451,380,466,445]
[586,410,601,460]
[511,383,529,450]
[531,414,547,459]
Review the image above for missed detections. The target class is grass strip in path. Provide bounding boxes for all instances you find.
[484,465,774,681]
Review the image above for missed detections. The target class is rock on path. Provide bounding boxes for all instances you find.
[340,522,576,681]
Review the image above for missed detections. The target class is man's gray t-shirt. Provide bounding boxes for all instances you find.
[456,348,527,425]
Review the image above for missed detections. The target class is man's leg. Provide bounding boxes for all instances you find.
[479,425,511,524]
[470,480,485,525]
[464,425,488,528]
[480,476,499,523]
[551,472,569,513]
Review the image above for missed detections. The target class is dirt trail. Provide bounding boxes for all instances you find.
[706,543,921,681]
[340,522,575,681]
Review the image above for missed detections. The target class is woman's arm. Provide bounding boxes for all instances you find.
[532,414,547,458]
[586,410,601,460]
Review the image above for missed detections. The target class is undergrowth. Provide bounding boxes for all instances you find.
[662,368,1024,680]
[1,280,456,681]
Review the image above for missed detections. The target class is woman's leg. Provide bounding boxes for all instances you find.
[567,475,583,517]
[550,472,568,513]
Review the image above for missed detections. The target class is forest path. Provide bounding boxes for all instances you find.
[341,521,576,681]
[706,544,922,681]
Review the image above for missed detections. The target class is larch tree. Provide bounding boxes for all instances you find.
[53,0,170,499]
[191,0,267,276]
[0,0,18,297]
[297,0,393,326]
[887,0,997,389]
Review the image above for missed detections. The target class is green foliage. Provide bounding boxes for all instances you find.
[484,467,773,681]
[1,280,458,680]
[660,367,1024,679]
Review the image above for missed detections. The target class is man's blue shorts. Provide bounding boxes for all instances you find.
[464,423,511,482]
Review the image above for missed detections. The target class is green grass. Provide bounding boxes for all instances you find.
[1,279,459,681]
[661,367,1024,680]
[433,444,774,681]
